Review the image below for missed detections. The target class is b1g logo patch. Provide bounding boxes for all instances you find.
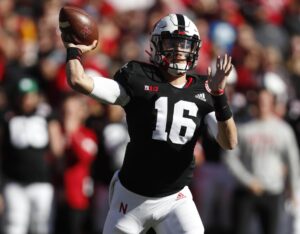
[144,85,159,92]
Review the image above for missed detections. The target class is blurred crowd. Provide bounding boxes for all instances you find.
[0,0,300,234]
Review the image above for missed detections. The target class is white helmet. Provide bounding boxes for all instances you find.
[149,14,201,76]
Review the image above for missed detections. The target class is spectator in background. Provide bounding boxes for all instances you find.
[231,23,262,92]
[284,0,300,36]
[262,72,289,118]
[0,77,64,234]
[239,0,290,57]
[285,33,300,234]
[61,93,98,234]
[102,105,129,171]
[224,87,300,234]
[192,126,236,234]
[91,105,129,234]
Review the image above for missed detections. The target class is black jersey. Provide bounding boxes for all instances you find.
[1,107,55,184]
[115,61,215,197]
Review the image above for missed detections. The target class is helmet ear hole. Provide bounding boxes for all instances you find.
[149,14,201,75]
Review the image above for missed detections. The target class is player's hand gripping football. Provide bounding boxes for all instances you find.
[207,54,233,95]
[61,35,98,54]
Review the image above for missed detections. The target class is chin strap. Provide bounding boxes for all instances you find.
[147,52,191,76]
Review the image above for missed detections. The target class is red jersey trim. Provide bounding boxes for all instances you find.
[184,77,193,88]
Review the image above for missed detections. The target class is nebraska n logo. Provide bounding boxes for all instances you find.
[119,202,128,214]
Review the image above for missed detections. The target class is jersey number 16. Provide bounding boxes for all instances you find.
[152,97,198,145]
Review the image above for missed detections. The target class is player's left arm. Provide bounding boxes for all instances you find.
[204,112,237,150]
[215,118,237,150]
[206,54,238,150]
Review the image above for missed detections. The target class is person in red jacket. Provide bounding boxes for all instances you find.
[62,93,98,234]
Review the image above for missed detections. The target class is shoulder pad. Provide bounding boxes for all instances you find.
[186,73,208,86]
[113,60,161,97]
[187,73,207,81]
[115,61,162,82]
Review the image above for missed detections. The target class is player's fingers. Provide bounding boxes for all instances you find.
[225,65,233,76]
[216,56,221,70]
[225,56,232,72]
[222,54,228,70]
[63,41,76,48]
[207,66,212,78]
[92,40,98,49]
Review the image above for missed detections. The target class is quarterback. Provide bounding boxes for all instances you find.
[61,13,237,234]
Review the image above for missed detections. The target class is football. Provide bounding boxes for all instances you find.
[59,6,98,45]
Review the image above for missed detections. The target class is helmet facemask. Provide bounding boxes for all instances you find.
[149,14,201,76]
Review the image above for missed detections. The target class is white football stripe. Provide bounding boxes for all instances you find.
[59,21,70,28]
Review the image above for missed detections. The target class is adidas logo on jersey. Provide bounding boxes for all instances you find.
[195,93,206,101]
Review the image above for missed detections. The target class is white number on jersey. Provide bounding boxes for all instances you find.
[9,116,49,149]
[152,97,198,144]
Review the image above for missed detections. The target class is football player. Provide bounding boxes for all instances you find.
[61,14,237,234]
